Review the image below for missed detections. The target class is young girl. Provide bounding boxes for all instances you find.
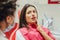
[16,4,55,40]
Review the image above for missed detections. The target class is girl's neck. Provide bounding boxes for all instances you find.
[28,23,37,29]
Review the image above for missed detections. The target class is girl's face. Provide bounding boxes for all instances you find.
[26,6,37,24]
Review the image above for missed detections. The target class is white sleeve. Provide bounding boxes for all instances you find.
[16,30,25,40]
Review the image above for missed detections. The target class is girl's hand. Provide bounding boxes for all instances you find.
[37,24,43,32]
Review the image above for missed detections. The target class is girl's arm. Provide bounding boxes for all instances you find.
[37,25,53,40]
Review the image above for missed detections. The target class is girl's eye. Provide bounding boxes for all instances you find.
[27,11,31,14]
[33,10,36,13]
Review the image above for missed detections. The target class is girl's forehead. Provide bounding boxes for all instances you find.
[26,7,36,11]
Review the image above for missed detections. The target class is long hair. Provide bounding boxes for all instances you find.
[20,4,38,28]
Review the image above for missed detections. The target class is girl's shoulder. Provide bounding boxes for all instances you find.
[18,27,28,35]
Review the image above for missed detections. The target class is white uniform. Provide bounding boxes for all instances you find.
[0,30,8,40]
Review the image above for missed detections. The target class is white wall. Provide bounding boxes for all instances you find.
[16,0,48,10]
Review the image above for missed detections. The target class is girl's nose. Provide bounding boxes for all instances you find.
[32,13,35,16]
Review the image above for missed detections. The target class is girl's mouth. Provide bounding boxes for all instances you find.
[31,17,36,20]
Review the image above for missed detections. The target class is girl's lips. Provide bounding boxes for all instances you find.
[31,17,36,19]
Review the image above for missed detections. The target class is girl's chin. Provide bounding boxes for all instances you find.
[31,21,37,24]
